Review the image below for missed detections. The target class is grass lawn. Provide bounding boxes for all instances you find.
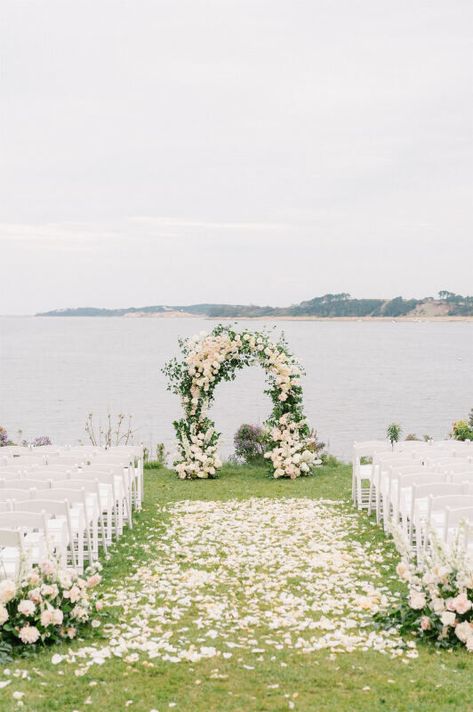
[1,463,473,712]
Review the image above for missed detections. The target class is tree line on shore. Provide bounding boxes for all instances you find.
[36,291,473,318]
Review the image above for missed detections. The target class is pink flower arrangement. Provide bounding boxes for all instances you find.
[379,525,473,651]
[0,560,104,651]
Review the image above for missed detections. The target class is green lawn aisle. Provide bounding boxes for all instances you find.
[1,464,472,712]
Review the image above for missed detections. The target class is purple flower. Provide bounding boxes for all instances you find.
[32,436,52,447]
[234,424,267,462]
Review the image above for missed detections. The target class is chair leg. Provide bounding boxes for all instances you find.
[98,511,109,555]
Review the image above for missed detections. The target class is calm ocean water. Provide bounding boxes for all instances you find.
[0,317,472,462]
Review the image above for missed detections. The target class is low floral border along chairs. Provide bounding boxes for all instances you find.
[163,325,318,480]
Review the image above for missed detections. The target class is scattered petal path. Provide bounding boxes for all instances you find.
[58,498,415,673]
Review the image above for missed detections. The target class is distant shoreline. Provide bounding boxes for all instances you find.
[21,314,473,322]
[33,293,473,320]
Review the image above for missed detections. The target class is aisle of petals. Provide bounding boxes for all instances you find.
[55,498,415,674]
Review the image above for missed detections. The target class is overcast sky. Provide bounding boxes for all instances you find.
[1,0,472,314]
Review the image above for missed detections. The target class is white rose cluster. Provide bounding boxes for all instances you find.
[175,427,222,480]
[166,327,315,480]
[265,414,317,479]
[184,331,244,415]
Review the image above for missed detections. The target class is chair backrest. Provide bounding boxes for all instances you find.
[0,464,23,473]
[26,465,79,473]
[398,472,447,489]
[0,528,25,549]
[374,451,411,463]
[8,456,44,465]
[429,493,473,513]
[430,457,472,469]
[414,483,467,502]
[0,510,49,530]
[392,465,435,477]
[47,456,87,466]
[443,462,473,474]
[20,471,73,482]
[449,471,473,484]
[13,499,69,517]
[91,453,132,464]
[72,470,116,483]
[0,479,50,490]
[446,506,473,530]
[0,489,35,501]
[377,456,420,470]
[395,441,431,452]
[0,471,25,480]
[352,440,391,450]
[112,445,143,456]
[50,480,97,504]
[85,462,127,473]
[0,446,32,456]
[59,448,99,457]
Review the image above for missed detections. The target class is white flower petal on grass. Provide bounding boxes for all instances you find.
[55,498,410,675]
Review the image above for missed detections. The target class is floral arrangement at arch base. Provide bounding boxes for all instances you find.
[163,325,319,479]
[375,525,473,651]
[0,560,103,658]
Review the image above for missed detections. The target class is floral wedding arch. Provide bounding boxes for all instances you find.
[163,325,318,479]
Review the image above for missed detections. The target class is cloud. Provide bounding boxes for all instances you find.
[128,216,292,232]
[0,222,119,248]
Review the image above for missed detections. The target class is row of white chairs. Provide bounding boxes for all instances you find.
[352,439,473,558]
[0,445,144,511]
[352,439,473,511]
[0,446,144,578]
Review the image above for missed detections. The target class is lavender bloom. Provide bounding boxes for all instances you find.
[234,424,267,463]
[32,436,52,447]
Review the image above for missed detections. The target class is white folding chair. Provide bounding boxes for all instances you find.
[113,445,144,508]
[375,456,421,524]
[87,458,135,514]
[83,467,132,529]
[52,481,108,556]
[423,494,473,556]
[12,499,76,569]
[411,484,469,548]
[352,441,391,510]
[387,465,437,529]
[0,529,27,580]
[46,486,96,568]
[0,511,52,565]
[444,506,473,552]
[394,472,447,534]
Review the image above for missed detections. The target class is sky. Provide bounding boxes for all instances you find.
[0,0,472,314]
